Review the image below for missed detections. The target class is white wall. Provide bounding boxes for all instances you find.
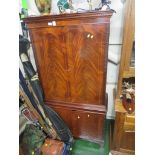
[106,0,125,119]
[19,0,125,119]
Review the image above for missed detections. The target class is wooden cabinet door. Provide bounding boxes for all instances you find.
[50,105,105,142]
[65,24,108,105]
[72,110,105,142]
[30,23,109,106]
[31,27,70,102]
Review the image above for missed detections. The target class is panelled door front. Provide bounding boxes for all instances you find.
[66,24,108,105]
[31,23,108,106]
[31,27,70,102]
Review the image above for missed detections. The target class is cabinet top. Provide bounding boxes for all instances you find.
[23,10,113,23]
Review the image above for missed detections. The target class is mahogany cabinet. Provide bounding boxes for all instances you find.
[24,11,113,143]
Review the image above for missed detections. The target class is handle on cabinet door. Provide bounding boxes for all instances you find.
[48,22,53,26]
[90,35,94,39]
[77,116,80,119]
[48,21,57,26]
[52,21,56,26]
[86,33,94,39]
[87,34,90,38]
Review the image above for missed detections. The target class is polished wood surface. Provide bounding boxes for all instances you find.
[111,150,134,155]
[116,0,135,98]
[24,11,113,142]
[24,11,113,23]
[115,99,127,113]
[111,0,135,153]
[50,105,105,143]
[30,24,108,104]
[112,100,135,154]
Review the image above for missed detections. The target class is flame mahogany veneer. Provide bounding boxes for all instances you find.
[24,11,113,143]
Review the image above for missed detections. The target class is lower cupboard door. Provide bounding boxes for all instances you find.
[48,105,105,143]
[72,110,105,142]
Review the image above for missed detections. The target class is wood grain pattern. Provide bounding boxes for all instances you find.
[113,112,126,150]
[111,150,134,155]
[49,105,105,143]
[66,24,108,104]
[72,110,105,141]
[24,11,113,24]
[112,100,135,154]
[31,27,69,102]
[46,101,107,113]
[120,131,135,151]
[24,11,112,142]
[46,100,107,142]
[117,0,135,98]
[31,23,109,105]
[111,0,135,153]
